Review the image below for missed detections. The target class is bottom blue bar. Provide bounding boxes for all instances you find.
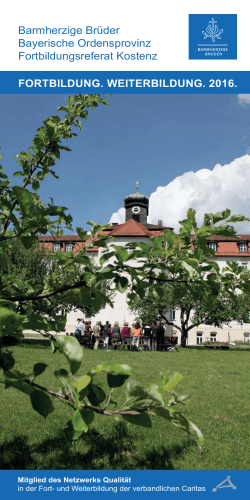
[0,470,248,499]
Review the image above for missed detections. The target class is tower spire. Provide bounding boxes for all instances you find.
[124,182,149,223]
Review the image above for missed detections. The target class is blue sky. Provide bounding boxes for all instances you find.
[1,94,250,231]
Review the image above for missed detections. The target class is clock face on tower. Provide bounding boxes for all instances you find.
[132,206,141,214]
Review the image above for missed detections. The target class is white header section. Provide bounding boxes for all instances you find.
[0,0,247,71]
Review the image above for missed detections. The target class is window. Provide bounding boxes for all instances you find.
[197,332,203,344]
[209,242,217,252]
[53,243,61,252]
[169,310,175,321]
[239,243,248,253]
[65,243,73,252]
[242,263,248,269]
[210,332,217,342]
[244,332,250,342]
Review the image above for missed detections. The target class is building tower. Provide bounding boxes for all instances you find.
[124,181,149,224]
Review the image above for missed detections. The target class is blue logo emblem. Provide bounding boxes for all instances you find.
[202,18,223,43]
[189,14,237,60]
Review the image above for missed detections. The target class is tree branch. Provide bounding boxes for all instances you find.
[25,378,161,416]
[2,105,87,234]
[6,279,87,302]
[0,226,29,242]
[159,312,182,333]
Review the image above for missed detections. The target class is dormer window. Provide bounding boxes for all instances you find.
[65,243,73,252]
[209,242,217,252]
[53,243,61,252]
[239,243,248,253]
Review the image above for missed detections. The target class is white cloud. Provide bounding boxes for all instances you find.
[110,207,125,225]
[110,155,250,233]
[238,94,250,106]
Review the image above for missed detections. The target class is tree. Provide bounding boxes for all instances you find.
[131,282,250,347]
[0,238,115,320]
[0,94,249,445]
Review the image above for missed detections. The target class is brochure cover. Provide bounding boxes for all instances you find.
[0,0,249,498]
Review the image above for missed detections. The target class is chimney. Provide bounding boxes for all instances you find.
[158,219,163,226]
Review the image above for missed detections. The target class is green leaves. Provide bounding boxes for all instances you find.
[122,413,152,428]
[88,363,134,393]
[30,389,54,418]
[161,373,183,392]
[227,214,249,223]
[71,375,91,392]
[99,251,115,266]
[154,408,204,446]
[89,362,134,377]
[107,374,129,388]
[125,380,164,408]
[4,369,54,418]
[76,227,88,241]
[114,276,129,293]
[56,336,83,375]
[72,408,95,432]
[12,186,34,217]
[54,369,70,387]
[112,245,129,262]
[0,307,24,336]
[87,384,106,406]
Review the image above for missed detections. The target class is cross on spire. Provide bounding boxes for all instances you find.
[135,181,140,192]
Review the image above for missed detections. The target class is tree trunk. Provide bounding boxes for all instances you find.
[180,309,188,347]
[181,327,188,347]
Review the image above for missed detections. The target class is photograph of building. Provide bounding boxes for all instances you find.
[39,182,250,345]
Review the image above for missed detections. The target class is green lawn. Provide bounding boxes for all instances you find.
[0,343,249,470]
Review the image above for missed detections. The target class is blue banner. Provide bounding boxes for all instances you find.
[0,71,249,93]
[1,470,248,499]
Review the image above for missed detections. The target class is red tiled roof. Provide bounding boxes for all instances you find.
[38,227,250,258]
[108,218,153,237]
[102,222,173,232]
[39,235,87,242]
[189,234,250,242]
[150,231,165,236]
[207,235,250,241]
[210,241,250,257]
[142,223,173,231]
[39,235,98,253]
[190,234,250,257]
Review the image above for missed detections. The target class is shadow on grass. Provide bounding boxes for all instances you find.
[0,422,187,470]
[184,346,250,352]
[20,340,50,349]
